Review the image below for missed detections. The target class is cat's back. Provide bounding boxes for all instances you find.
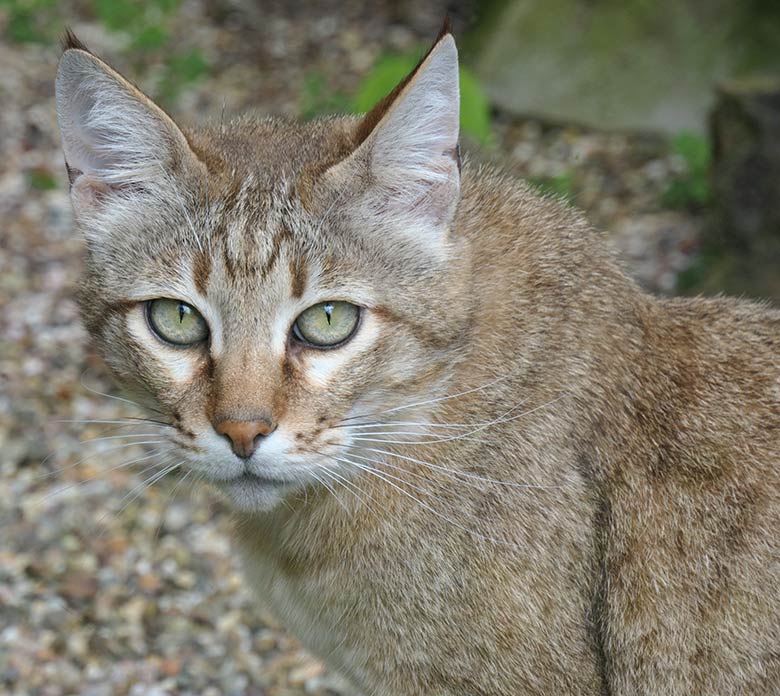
[654,294,779,452]
[601,296,780,695]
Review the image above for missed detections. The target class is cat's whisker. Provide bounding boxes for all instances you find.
[340,449,454,495]
[55,417,174,428]
[152,468,194,543]
[39,420,172,478]
[350,396,565,447]
[314,182,350,236]
[32,449,167,506]
[98,458,181,529]
[332,399,538,431]
[340,372,515,424]
[319,467,365,507]
[336,428,484,440]
[165,171,204,253]
[349,434,485,445]
[32,439,170,482]
[78,432,170,445]
[325,452,518,549]
[346,445,564,490]
[79,372,167,417]
[321,452,451,509]
[332,420,480,431]
[309,469,349,513]
[310,457,381,516]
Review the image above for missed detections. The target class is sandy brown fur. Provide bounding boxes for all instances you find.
[58,29,780,696]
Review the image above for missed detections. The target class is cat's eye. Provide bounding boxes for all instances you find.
[147,298,209,346]
[293,301,360,348]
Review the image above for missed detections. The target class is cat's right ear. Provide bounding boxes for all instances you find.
[55,36,204,216]
[318,23,460,251]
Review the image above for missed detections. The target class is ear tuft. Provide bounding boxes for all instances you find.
[61,27,90,53]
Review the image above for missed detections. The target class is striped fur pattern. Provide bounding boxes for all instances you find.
[56,27,780,696]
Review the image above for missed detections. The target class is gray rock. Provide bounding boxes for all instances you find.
[473,0,780,133]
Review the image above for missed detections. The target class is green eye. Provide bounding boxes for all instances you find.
[293,301,360,348]
[147,298,209,346]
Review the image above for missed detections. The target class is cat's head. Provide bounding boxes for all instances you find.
[56,27,472,512]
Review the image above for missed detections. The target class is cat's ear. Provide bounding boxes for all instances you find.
[55,34,204,215]
[327,25,460,241]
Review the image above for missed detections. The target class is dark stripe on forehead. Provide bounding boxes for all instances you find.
[290,260,308,299]
[193,250,212,294]
[222,242,237,280]
[261,225,293,281]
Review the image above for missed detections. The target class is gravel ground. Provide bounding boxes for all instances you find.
[1,2,704,694]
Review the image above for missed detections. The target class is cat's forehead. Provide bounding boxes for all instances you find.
[188,115,359,190]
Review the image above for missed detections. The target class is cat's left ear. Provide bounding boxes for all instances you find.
[326,24,460,240]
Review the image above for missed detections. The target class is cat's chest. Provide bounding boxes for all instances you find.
[240,545,371,681]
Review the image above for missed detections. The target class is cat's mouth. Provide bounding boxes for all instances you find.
[212,470,297,512]
[221,471,290,488]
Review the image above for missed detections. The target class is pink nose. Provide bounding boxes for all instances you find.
[215,419,276,459]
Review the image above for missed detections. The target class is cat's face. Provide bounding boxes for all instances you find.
[57,32,466,511]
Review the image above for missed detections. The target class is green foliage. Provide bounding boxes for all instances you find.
[2,0,209,105]
[157,48,209,102]
[299,72,350,121]
[2,0,59,43]
[529,172,577,203]
[661,131,711,209]
[345,49,494,146]
[27,167,57,191]
[676,244,726,293]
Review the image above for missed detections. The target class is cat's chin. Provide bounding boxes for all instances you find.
[213,473,295,513]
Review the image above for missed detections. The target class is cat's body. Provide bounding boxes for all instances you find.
[56,26,779,696]
[236,165,780,695]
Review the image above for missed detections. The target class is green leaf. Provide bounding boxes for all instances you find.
[299,71,350,120]
[671,131,710,175]
[132,25,169,51]
[459,66,493,146]
[4,0,58,44]
[352,54,418,114]
[171,48,209,83]
[27,168,57,191]
[529,173,577,203]
[94,0,144,31]
[661,130,712,209]
[152,0,180,14]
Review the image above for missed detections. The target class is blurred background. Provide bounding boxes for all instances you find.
[1,1,778,694]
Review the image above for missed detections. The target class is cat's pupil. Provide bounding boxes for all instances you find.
[179,303,186,323]
[324,303,333,325]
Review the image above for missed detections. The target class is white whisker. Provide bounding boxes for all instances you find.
[351,396,564,446]
[32,439,169,482]
[312,459,381,516]
[152,469,194,542]
[78,432,168,444]
[33,449,166,506]
[345,446,562,490]
[341,372,513,423]
[309,469,349,513]
[100,459,181,527]
[79,372,166,416]
[55,418,171,426]
[334,420,479,431]
[327,452,518,549]
[323,452,450,507]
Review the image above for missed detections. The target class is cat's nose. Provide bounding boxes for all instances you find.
[215,419,276,459]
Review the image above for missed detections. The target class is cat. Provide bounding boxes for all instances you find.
[55,23,780,696]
